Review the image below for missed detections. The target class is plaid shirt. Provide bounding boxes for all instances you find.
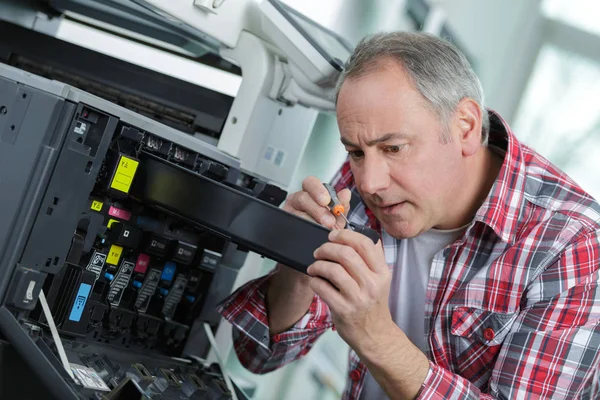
[217,111,600,399]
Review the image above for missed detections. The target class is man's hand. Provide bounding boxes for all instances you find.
[283,176,351,230]
[308,229,429,399]
[307,229,392,352]
[267,177,351,334]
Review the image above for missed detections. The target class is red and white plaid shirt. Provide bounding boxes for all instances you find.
[217,111,600,399]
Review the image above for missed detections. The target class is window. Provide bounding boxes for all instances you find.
[543,0,600,37]
[513,0,600,200]
[514,45,600,198]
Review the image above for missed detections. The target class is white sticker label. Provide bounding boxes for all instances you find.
[274,149,286,167]
[262,146,286,167]
[263,145,275,162]
[25,280,36,301]
[74,121,87,135]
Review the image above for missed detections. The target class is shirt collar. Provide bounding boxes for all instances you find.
[473,110,527,245]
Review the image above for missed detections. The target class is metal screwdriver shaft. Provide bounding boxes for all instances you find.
[323,182,350,228]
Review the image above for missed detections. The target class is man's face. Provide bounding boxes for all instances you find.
[336,62,468,238]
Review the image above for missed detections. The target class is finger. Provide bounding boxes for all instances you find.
[302,176,332,207]
[309,277,346,313]
[329,229,387,274]
[337,188,352,212]
[285,191,336,227]
[313,243,369,287]
[307,260,359,296]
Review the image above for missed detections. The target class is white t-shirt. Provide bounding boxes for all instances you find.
[359,226,467,400]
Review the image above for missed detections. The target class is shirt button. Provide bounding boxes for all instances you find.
[443,248,450,257]
[350,369,361,382]
[483,328,495,341]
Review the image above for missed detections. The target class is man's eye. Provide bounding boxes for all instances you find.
[348,150,364,159]
[388,145,401,153]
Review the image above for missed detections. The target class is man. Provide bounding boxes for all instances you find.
[217,32,600,399]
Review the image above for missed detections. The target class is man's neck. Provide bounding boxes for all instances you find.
[441,147,504,230]
[467,147,504,222]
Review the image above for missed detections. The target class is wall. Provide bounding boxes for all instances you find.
[443,0,544,123]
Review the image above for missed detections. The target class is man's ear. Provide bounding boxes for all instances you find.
[455,98,483,157]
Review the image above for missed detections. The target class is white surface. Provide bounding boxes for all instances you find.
[259,0,340,85]
[251,104,317,188]
[218,31,318,188]
[288,113,347,192]
[143,0,260,49]
[143,0,344,86]
[56,19,241,97]
[280,1,341,26]
[217,31,285,174]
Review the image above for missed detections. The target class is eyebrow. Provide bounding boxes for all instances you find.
[340,132,411,148]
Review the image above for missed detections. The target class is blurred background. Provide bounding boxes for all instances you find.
[44,0,600,398]
[219,1,600,399]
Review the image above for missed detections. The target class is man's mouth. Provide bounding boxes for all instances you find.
[378,202,406,214]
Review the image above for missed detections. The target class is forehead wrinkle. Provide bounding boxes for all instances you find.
[341,132,411,148]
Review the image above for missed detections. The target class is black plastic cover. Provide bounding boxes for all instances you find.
[131,154,331,273]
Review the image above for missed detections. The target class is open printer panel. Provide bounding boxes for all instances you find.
[0,20,236,142]
[0,59,331,399]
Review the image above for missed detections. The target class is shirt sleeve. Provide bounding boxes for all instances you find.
[216,267,333,374]
[416,230,600,399]
[215,161,357,374]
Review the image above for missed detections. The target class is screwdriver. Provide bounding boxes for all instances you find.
[322,182,379,244]
[323,183,350,226]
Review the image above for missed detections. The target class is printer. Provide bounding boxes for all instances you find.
[0,1,352,398]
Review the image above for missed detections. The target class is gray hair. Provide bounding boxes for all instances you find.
[336,32,490,145]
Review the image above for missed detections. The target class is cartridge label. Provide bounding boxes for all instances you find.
[161,262,176,282]
[134,253,151,274]
[107,261,134,307]
[86,251,106,280]
[135,268,161,313]
[108,206,132,221]
[200,249,222,271]
[70,364,110,391]
[162,275,187,318]
[68,283,92,322]
[90,200,103,212]
[173,241,197,265]
[110,155,139,193]
[106,244,123,265]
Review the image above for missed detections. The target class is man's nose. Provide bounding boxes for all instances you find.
[358,156,390,195]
